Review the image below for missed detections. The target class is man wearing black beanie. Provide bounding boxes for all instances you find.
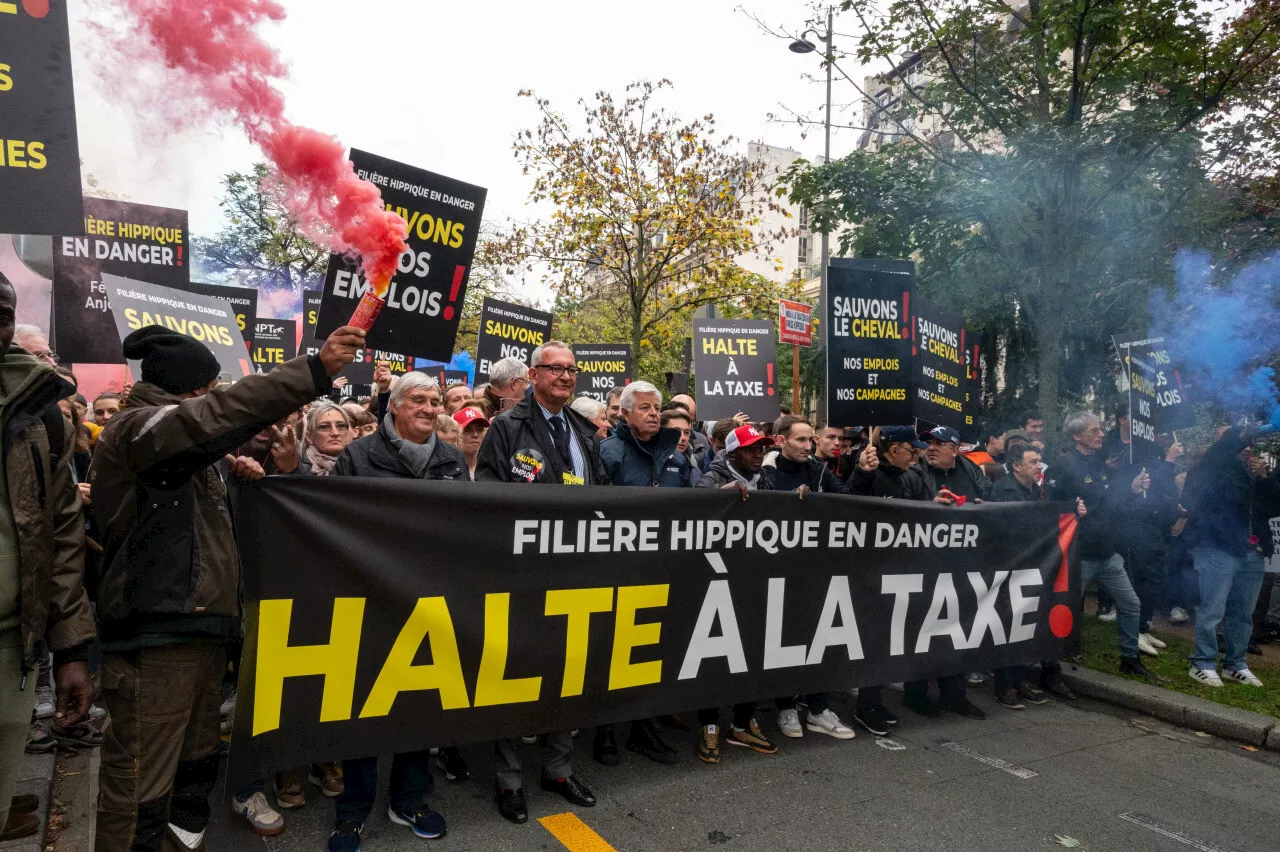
[91,322,364,852]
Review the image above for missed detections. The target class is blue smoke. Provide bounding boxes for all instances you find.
[414,351,476,384]
[1154,250,1279,424]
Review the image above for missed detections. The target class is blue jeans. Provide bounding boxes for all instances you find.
[336,751,434,824]
[1190,548,1265,671]
[1082,553,1140,660]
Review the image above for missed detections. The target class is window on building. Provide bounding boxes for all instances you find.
[798,207,810,229]
[797,235,810,266]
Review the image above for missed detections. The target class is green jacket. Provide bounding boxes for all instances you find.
[0,346,95,669]
[92,355,330,648]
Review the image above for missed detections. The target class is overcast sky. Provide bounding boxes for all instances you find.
[70,0,870,305]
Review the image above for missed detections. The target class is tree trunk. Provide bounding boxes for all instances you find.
[1035,318,1064,450]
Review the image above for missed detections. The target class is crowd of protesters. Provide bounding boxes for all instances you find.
[0,270,1277,849]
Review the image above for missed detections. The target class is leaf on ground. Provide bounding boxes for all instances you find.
[1195,731,1211,737]
[1054,835,1082,847]
[1240,745,1258,752]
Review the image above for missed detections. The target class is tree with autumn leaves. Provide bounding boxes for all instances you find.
[489,80,792,383]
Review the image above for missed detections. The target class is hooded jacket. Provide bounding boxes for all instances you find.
[332,413,465,480]
[695,454,774,490]
[475,394,608,485]
[600,423,690,488]
[0,347,95,668]
[92,355,330,648]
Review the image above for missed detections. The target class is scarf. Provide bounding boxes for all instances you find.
[383,412,437,478]
[728,460,760,490]
[305,443,339,476]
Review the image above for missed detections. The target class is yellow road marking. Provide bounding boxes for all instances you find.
[538,812,618,851]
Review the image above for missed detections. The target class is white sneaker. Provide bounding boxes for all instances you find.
[1137,634,1161,657]
[1141,632,1167,649]
[166,823,206,850]
[805,708,856,740]
[1169,607,1190,624]
[776,707,803,738]
[33,684,54,720]
[1223,667,1264,687]
[89,704,107,720]
[1188,666,1223,688]
[1097,607,1117,623]
[231,791,284,836]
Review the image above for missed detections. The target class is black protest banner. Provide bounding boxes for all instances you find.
[301,290,323,356]
[961,335,984,442]
[228,480,1080,785]
[911,296,968,430]
[431,369,470,389]
[693,318,778,422]
[177,282,257,343]
[475,298,552,383]
[316,149,487,360]
[52,199,188,364]
[0,1,83,235]
[573,344,631,402]
[826,258,916,427]
[102,274,250,382]
[1112,333,1159,459]
[250,320,297,373]
[1111,332,1194,431]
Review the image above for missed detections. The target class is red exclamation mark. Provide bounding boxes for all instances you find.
[959,328,965,365]
[23,1,51,19]
[442,266,465,321]
[901,291,911,341]
[176,245,183,267]
[1050,513,1078,637]
[766,363,775,396]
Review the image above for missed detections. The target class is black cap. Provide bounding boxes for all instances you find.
[122,326,221,395]
[881,425,927,448]
[926,425,962,445]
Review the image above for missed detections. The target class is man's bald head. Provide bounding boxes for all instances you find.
[670,394,696,420]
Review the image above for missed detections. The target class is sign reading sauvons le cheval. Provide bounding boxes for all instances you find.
[228,480,1079,785]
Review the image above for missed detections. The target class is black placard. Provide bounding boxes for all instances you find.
[961,335,983,442]
[573,343,631,402]
[911,296,968,430]
[315,149,487,361]
[433,369,470,389]
[475,298,553,383]
[692,318,779,422]
[0,1,83,235]
[826,259,916,427]
[1112,333,1159,457]
[228,479,1080,786]
[1111,332,1194,431]
[250,319,297,373]
[177,282,257,343]
[52,199,189,363]
[102,273,250,383]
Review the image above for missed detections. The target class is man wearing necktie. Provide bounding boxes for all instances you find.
[475,340,607,823]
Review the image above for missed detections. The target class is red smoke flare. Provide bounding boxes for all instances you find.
[100,0,407,293]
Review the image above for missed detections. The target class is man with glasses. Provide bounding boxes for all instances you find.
[476,340,605,824]
[12,324,56,366]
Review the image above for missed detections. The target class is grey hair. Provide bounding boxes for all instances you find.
[1063,410,1099,439]
[13,323,45,343]
[570,396,606,420]
[530,339,572,367]
[488,356,530,389]
[390,370,440,406]
[619,380,662,413]
[305,400,351,439]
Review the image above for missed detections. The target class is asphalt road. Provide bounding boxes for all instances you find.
[205,686,1280,852]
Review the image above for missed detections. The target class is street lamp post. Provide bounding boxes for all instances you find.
[789,7,834,424]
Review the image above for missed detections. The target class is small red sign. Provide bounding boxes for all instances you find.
[778,299,814,347]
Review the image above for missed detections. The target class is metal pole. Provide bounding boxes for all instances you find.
[818,5,833,424]
[792,343,801,414]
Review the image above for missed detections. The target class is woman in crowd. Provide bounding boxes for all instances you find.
[454,406,489,480]
[435,413,461,447]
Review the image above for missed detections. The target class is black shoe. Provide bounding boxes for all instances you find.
[435,746,469,781]
[326,820,363,852]
[495,787,528,824]
[540,774,596,807]
[853,706,891,736]
[902,694,940,718]
[1247,641,1262,656]
[626,722,677,765]
[938,696,987,720]
[1015,682,1049,705]
[1120,656,1157,680]
[1041,676,1077,700]
[10,794,38,815]
[880,707,899,726]
[592,728,619,766]
[996,690,1025,710]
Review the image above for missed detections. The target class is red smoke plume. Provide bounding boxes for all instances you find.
[100,0,406,293]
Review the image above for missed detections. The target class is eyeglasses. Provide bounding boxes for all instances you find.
[535,364,579,377]
[32,349,58,364]
[313,423,351,433]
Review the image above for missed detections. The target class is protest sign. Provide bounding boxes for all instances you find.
[52,199,188,364]
[434,369,470,389]
[693,318,778,422]
[177,282,257,343]
[826,258,916,427]
[1112,333,1159,459]
[306,288,411,387]
[911,296,968,430]
[778,299,814,347]
[250,319,297,373]
[961,336,983,442]
[228,479,1080,785]
[1111,332,1194,431]
[573,344,631,402]
[102,273,250,382]
[315,149,487,360]
[475,298,553,383]
[0,1,83,235]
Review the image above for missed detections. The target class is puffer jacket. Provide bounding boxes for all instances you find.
[600,423,690,487]
[0,348,95,669]
[332,414,465,480]
[92,355,331,648]
[695,455,775,490]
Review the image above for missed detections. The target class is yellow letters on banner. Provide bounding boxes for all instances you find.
[474,593,542,706]
[545,588,613,697]
[609,585,669,691]
[254,598,365,735]
[359,597,470,718]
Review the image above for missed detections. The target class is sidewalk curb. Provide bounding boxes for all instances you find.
[1061,666,1280,750]
[0,751,55,852]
